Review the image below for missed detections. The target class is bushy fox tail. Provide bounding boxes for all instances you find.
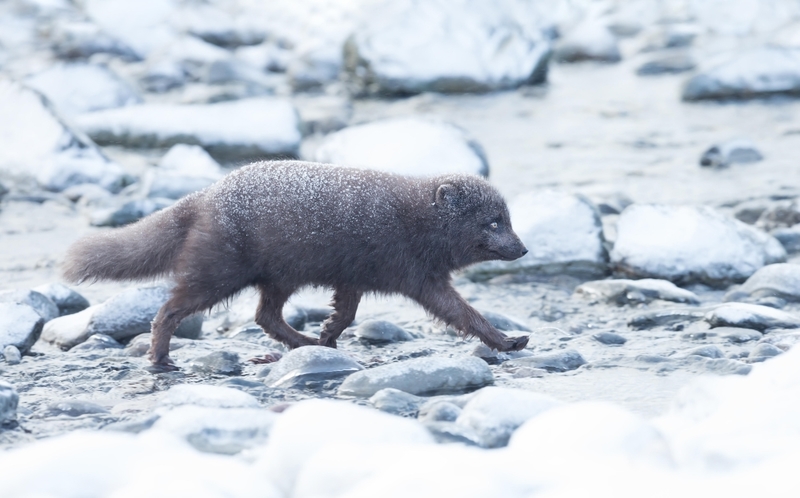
[63,195,200,283]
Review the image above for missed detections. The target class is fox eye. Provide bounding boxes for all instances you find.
[490,222,498,229]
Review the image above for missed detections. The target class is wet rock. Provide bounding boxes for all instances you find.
[554,21,621,63]
[592,331,627,345]
[611,205,786,286]
[263,346,363,389]
[32,283,90,317]
[419,402,462,423]
[505,350,586,373]
[575,278,699,305]
[0,381,19,423]
[628,308,707,330]
[0,80,127,193]
[0,303,44,354]
[772,226,800,253]
[355,320,414,344]
[481,311,532,332]
[313,118,488,177]
[75,98,302,163]
[159,384,259,409]
[454,387,562,448]
[700,139,763,169]
[683,48,800,101]
[369,388,425,416]
[705,303,800,331]
[718,327,763,343]
[637,53,696,75]
[50,20,140,60]
[468,191,607,280]
[687,345,725,359]
[471,343,533,365]
[748,343,784,362]
[90,198,173,227]
[70,334,123,352]
[3,345,21,365]
[25,64,141,117]
[344,0,551,95]
[150,405,276,455]
[191,352,242,376]
[40,400,109,418]
[338,356,493,397]
[725,263,800,303]
[0,289,59,322]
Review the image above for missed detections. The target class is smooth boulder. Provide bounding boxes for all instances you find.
[33,283,91,316]
[575,278,699,305]
[700,139,763,169]
[705,303,800,331]
[263,346,363,388]
[553,20,621,63]
[725,263,800,303]
[0,289,59,322]
[0,303,44,354]
[355,321,414,344]
[611,205,786,285]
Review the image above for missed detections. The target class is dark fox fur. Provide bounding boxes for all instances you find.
[64,160,529,369]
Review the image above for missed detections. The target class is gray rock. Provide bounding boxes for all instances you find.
[70,334,123,352]
[471,343,533,365]
[90,198,173,227]
[355,320,414,344]
[216,378,271,397]
[338,356,494,397]
[700,139,763,169]
[637,53,696,76]
[294,95,352,135]
[0,381,19,423]
[3,345,21,365]
[628,308,707,330]
[705,303,800,331]
[191,351,242,376]
[140,60,186,93]
[50,21,139,60]
[772,226,800,253]
[611,205,786,286]
[592,331,627,345]
[369,388,425,416]
[0,303,44,354]
[419,402,462,423]
[554,21,621,63]
[454,387,562,448]
[717,327,763,343]
[0,289,59,322]
[725,264,800,303]
[636,354,673,364]
[748,342,785,361]
[684,356,752,375]
[575,278,699,305]
[480,311,532,332]
[33,283,91,317]
[505,350,586,373]
[756,202,800,231]
[758,330,800,350]
[40,400,109,418]
[687,345,725,359]
[263,346,363,389]
[641,25,698,51]
[683,48,800,101]
[159,384,259,409]
[287,47,341,91]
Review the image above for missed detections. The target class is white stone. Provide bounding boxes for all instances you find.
[554,20,621,63]
[145,144,223,200]
[0,289,59,322]
[158,384,259,409]
[725,263,800,302]
[313,118,488,177]
[611,205,786,285]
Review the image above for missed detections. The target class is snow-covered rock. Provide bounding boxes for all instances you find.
[33,283,91,317]
[75,98,301,163]
[82,0,178,59]
[25,64,141,117]
[313,118,488,177]
[637,53,696,76]
[0,381,19,423]
[553,20,621,63]
[705,303,800,331]
[159,384,259,409]
[344,0,551,95]
[0,80,128,192]
[683,48,800,101]
[700,139,763,168]
[4,345,22,364]
[0,303,44,355]
[49,20,139,60]
[263,346,363,388]
[575,278,700,305]
[725,263,800,303]
[611,205,786,285]
[0,289,59,322]
[146,144,222,199]
[468,191,607,280]
[90,198,173,227]
[338,356,493,397]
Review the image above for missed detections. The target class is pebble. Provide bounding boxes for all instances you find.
[592,331,627,345]
[687,345,725,359]
[369,388,425,416]
[190,351,242,376]
[553,20,621,63]
[454,387,562,448]
[263,346,363,389]
[471,343,533,365]
[70,334,123,352]
[505,350,586,373]
[748,343,784,362]
[338,356,494,397]
[3,345,22,365]
[716,327,763,343]
[0,381,19,423]
[628,308,707,330]
[159,384,259,409]
[32,283,91,317]
[705,303,800,331]
[725,263,800,303]
[575,278,699,305]
[700,139,763,169]
[0,303,45,355]
[0,289,59,322]
[355,320,414,344]
[419,401,462,423]
[40,400,109,418]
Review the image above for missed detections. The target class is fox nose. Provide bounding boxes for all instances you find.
[521,247,529,256]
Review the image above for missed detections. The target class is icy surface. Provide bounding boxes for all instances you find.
[612,205,786,285]
[313,118,488,177]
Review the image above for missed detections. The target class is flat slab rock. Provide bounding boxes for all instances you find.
[468,190,607,279]
[263,346,363,388]
[725,263,800,303]
[338,356,494,397]
[313,118,489,177]
[575,278,699,305]
[611,204,786,286]
[705,303,800,331]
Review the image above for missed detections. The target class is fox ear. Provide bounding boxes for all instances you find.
[435,184,458,207]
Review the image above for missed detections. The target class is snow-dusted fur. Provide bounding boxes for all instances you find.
[63,160,529,369]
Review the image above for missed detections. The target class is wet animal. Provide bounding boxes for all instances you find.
[64,161,530,370]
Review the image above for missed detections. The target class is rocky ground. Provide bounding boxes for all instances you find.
[2,0,800,496]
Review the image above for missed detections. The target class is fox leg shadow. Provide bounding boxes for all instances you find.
[412,281,529,352]
[318,288,362,348]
